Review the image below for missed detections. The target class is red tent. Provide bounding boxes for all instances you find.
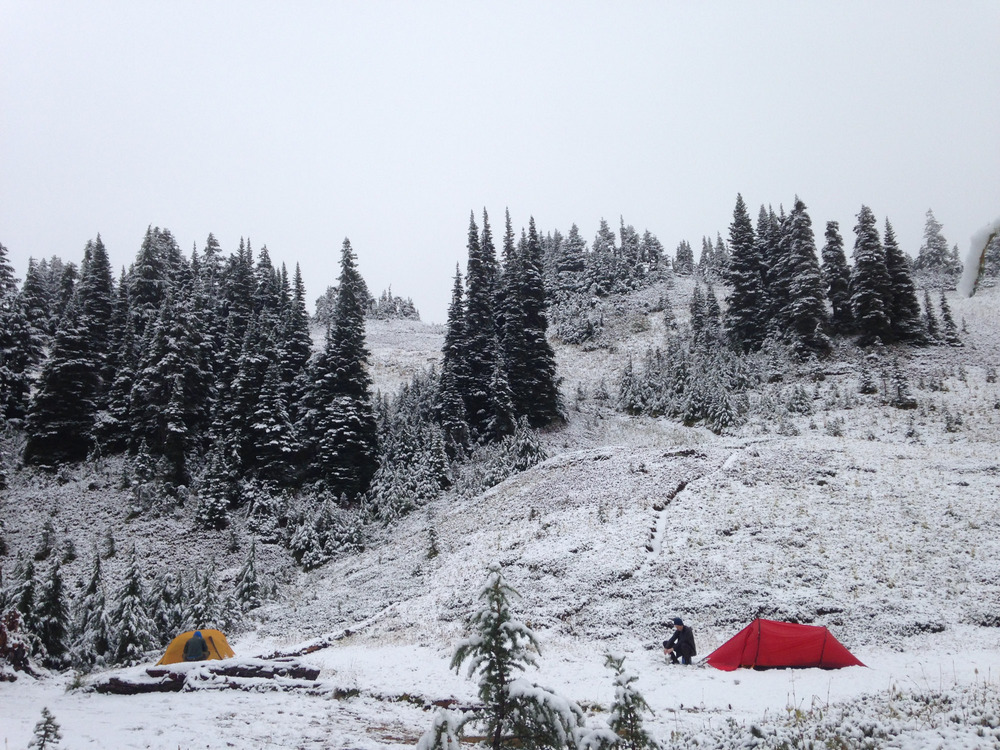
[706,619,865,671]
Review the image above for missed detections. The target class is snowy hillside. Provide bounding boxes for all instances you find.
[3,283,1000,748]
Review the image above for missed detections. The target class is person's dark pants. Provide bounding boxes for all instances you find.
[670,652,691,665]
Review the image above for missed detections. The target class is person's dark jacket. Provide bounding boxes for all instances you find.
[663,626,696,657]
[183,635,210,661]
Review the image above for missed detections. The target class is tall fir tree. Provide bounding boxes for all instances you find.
[438,265,470,456]
[518,218,561,426]
[882,220,926,343]
[850,206,893,345]
[784,198,831,355]
[110,548,156,665]
[459,212,504,440]
[300,239,378,497]
[35,560,71,668]
[674,240,695,275]
[24,296,101,464]
[821,220,854,335]
[723,194,767,352]
[0,241,33,420]
[72,549,111,670]
[914,209,961,278]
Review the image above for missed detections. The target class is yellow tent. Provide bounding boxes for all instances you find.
[156,629,235,665]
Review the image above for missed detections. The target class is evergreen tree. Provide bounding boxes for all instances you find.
[281,264,314,418]
[450,566,584,750]
[19,257,52,365]
[128,288,213,484]
[76,236,115,384]
[28,707,62,749]
[35,560,71,668]
[195,449,234,530]
[460,212,504,438]
[300,239,378,497]
[183,565,224,629]
[821,221,854,334]
[0,242,32,420]
[518,218,561,427]
[149,571,185,645]
[251,361,301,485]
[938,290,961,346]
[914,209,962,278]
[784,198,831,355]
[603,653,656,750]
[235,539,263,611]
[72,549,111,669]
[24,296,101,464]
[922,289,940,341]
[438,266,471,456]
[110,548,156,665]
[552,223,587,296]
[723,194,767,352]
[849,205,892,345]
[882,220,925,343]
[674,240,694,275]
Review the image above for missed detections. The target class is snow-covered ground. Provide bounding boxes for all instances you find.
[3,284,1000,748]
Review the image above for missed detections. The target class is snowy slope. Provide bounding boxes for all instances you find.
[3,284,1000,748]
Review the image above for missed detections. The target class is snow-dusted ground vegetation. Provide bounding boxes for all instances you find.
[3,279,1000,749]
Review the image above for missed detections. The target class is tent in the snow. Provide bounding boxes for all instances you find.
[156,629,235,665]
[706,619,864,671]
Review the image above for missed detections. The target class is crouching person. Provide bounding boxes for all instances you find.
[663,617,696,664]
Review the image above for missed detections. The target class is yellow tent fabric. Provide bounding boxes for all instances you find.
[156,629,235,665]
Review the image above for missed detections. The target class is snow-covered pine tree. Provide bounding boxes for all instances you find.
[76,236,115,392]
[19,257,53,364]
[149,571,185,646]
[821,220,854,335]
[439,264,471,457]
[724,194,767,352]
[552,223,587,297]
[251,360,300,485]
[674,240,694,275]
[28,706,62,749]
[23,295,101,464]
[850,206,893,346]
[450,566,584,750]
[110,548,156,665]
[35,560,71,668]
[280,264,315,421]
[938,290,961,346]
[519,218,561,427]
[784,198,831,356]
[922,289,940,341]
[888,357,917,409]
[882,220,926,343]
[482,353,518,444]
[913,209,962,279]
[300,239,378,497]
[460,212,504,438]
[128,285,213,485]
[0,241,33,421]
[234,539,262,611]
[71,549,111,670]
[183,564,223,630]
[602,653,656,750]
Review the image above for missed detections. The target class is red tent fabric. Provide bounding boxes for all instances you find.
[706,619,865,671]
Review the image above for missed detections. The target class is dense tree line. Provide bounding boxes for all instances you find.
[0,539,263,672]
[1,229,376,508]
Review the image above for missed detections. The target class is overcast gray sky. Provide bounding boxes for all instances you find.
[2,1,998,323]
